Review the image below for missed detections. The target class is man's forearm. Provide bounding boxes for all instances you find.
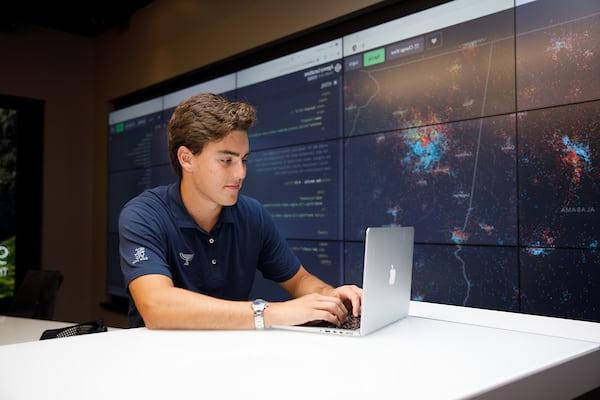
[136,269,337,330]
[139,286,254,330]
[289,272,334,298]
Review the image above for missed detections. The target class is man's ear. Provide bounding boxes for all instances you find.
[177,146,195,173]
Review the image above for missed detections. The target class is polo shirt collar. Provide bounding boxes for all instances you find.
[167,181,235,231]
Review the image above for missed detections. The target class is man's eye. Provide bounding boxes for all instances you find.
[221,159,232,164]
[242,159,248,164]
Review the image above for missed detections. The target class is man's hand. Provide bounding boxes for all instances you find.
[264,284,364,328]
[264,293,349,328]
[324,285,363,317]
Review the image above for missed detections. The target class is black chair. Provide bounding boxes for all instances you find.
[40,319,107,340]
[9,270,63,320]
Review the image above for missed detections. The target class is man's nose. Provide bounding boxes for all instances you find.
[236,160,246,181]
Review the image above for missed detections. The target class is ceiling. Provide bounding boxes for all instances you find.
[0,1,153,37]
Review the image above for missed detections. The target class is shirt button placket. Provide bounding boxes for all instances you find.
[208,237,217,266]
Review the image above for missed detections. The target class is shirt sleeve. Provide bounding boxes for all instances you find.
[256,204,301,282]
[118,203,173,288]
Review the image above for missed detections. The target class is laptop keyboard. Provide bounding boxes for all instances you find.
[300,314,361,330]
[340,314,361,330]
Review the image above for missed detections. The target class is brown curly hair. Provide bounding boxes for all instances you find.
[167,93,256,178]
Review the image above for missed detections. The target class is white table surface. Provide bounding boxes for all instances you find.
[0,315,598,400]
[0,315,73,345]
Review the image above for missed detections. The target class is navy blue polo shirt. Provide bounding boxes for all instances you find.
[118,182,301,327]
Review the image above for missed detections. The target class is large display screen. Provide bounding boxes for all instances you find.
[108,0,600,322]
[343,3,515,136]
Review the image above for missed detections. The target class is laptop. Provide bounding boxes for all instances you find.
[272,226,414,336]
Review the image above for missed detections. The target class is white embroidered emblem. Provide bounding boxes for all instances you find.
[132,247,149,264]
[179,252,194,266]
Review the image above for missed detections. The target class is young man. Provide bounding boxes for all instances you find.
[119,93,362,329]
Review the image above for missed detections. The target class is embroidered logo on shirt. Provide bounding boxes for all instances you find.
[132,247,149,264]
[179,252,194,266]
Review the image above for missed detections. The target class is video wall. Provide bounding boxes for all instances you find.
[108,0,600,322]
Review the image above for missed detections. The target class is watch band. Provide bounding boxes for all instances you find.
[251,299,269,330]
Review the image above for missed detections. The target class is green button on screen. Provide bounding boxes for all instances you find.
[363,48,385,67]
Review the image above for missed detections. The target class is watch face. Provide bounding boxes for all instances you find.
[253,299,267,311]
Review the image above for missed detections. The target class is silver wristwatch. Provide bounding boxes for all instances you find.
[251,299,269,330]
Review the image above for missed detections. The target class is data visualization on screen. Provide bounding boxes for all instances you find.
[521,247,600,322]
[345,242,519,312]
[519,101,600,250]
[240,41,344,241]
[516,0,600,110]
[238,40,343,151]
[109,98,167,171]
[343,0,515,137]
[345,114,517,245]
[106,0,600,322]
[243,141,343,240]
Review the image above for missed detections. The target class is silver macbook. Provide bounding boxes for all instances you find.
[273,226,414,336]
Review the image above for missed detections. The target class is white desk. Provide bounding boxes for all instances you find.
[0,316,73,345]
[0,316,121,346]
[0,315,598,400]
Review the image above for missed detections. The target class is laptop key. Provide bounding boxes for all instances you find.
[340,314,361,330]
